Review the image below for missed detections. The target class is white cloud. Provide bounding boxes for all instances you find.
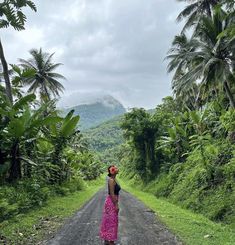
[1,0,185,109]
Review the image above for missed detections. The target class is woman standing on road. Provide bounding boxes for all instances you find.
[99,165,121,245]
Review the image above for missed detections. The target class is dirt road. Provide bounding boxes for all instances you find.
[46,188,182,245]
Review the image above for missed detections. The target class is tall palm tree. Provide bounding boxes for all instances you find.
[176,0,221,32]
[166,33,199,87]
[19,48,65,102]
[166,33,202,108]
[172,8,235,108]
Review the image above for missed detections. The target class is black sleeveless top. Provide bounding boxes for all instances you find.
[108,178,121,195]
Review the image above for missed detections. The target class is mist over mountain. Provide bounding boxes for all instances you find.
[62,95,126,130]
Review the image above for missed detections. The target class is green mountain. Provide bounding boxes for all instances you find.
[63,95,126,130]
[84,115,123,151]
[83,115,124,164]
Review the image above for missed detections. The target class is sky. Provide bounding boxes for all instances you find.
[2,0,185,109]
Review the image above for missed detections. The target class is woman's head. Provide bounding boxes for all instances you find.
[107,165,119,177]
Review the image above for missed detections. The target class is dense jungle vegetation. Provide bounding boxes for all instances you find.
[0,0,102,224]
[0,0,234,240]
[119,0,235,228]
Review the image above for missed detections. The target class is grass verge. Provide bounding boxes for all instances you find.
[119,178,235,245]
[0,177,104,245]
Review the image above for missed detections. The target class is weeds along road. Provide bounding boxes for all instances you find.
[46,188,182,245]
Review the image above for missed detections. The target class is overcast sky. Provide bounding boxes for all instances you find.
[2,0,185,109]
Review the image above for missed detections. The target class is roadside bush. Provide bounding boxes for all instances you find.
[0,176,85,222]
[137,139,235,225]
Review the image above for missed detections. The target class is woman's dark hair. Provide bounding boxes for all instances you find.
[107,165,115,177]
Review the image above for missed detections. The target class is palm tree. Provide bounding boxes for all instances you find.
[190,9,235,107]
[166,34,204,110]
[176,0,221,31]
[168,8,235,108]
[19,48,65,102]
[166,33,199,92]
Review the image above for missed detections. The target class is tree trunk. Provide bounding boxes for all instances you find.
[205,1,212,17]
[24,142,33,178]
[8,141,21,182]
[52,141,64,183]
[224,81,235,108]
[0,148,6,165]
[44,84,50,101]
[0,38,13,103]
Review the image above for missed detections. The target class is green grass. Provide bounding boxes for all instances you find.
[119,178,235,245]
[0,177,104,245]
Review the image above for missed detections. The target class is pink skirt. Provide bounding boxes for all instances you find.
[99,195,119,241]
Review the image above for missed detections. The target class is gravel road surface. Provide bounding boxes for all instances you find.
[46,188,182,245]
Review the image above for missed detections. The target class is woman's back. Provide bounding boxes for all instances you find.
[108,178,121,195]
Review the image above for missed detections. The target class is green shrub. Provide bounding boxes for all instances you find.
[54,186,70,196]
[0,176,85,222]
[138,139,235,226]
[0,199,19,220]
[62,177,85,193]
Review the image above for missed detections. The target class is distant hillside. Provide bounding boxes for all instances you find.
[83,115,124,164]
[84,115,123,151]
[62,95,126,130]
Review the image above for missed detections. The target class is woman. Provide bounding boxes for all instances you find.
[99,165,121,245]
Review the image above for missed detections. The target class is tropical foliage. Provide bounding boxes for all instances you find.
[0,0,102,224]
[169,2,235,108]
[119,99,235,225]
[0,84,102,220]
[0,0,37,30]
[118,0,235,227]
[120,109,159,180]
[0,0,234,237]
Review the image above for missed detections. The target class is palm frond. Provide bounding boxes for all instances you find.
[47,63,63,71]
[177,2,199,22]
[47,72,66,80]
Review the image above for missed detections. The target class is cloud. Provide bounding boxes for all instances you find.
[1,0,185,109]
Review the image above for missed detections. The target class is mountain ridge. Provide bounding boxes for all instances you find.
[62,95,126,130]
